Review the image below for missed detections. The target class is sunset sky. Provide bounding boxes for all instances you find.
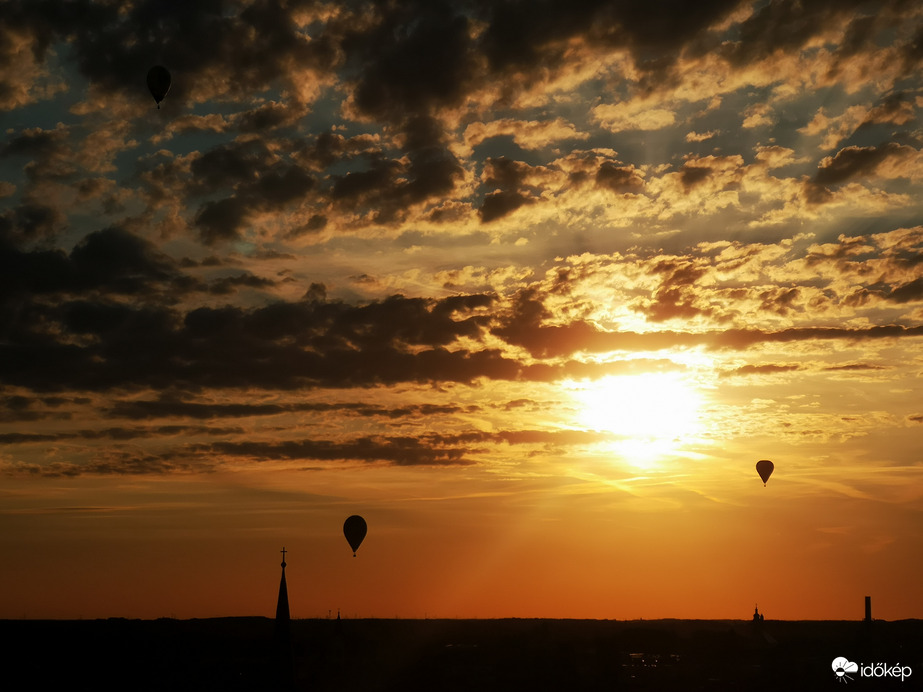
[1,0,922,621]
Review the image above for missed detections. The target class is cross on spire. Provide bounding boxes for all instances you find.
[281,546,287,568]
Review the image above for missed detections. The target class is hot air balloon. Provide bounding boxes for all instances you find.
[343,515,367,557]
[146,65,171,108]
[756,459,774,486]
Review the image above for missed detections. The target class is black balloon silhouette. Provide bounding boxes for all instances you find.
[146,66,171,108]
[344,515,367,557]
[756,459,774,486]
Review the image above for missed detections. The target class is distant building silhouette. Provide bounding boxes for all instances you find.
[865,596,872,622]
[273,547,294,689]
[276,547,290,622]
[752,605,764,622]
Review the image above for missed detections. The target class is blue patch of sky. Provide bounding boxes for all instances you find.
[146,128,233,160]
[845,212,923,240]
[843,122,916,151]
[813,217,905,248]
[0,97,67,136]
[0,161,25,197]
[0,48,84,133]
[469,136,545,168]
[321,149,379,178]
[299,86,351,132]
[186,97,241,120]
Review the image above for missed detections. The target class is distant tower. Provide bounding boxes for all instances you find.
[276,547,290,622]
[865,596,872,622]
[273,548,294,687]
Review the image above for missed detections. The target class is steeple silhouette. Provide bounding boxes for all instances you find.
[273,547,294,689]
[276,547,290,622]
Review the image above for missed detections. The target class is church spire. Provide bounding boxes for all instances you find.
[276,547,290,622]
[273,548,294,688]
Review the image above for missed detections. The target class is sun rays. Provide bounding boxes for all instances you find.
[566,371,706,469]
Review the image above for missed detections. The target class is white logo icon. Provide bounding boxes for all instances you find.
[832,657,859,683]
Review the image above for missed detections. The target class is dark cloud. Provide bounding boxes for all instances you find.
[1,1,921,421]
[886,277,923,303]
[758,287,801,316]
[495,289,703,358]
[0,124,74,244]
[822,363,886,372]
[107,397,312,420]
[495,289,923,357]
[287,213,327,237]
[479,190,532,223]
[330,117,463,224]
[482,156,532,190]
[105,395,468,421]
[899,20,923,74]
[188,140,316,243]
[0,202,65,245]
[70,227,177,290]
[201,435,472,467]
[189,140,272,193]
[723,0,903,68]
[346,2,478,121]
[2,248,922,394]
[804,234,875,266]
[194,198,250,244]
[2,0,336,111]
[840,287,877,308]
[331,157,401,200]
[494,289,584,358]
[194,163,316,243]
[679,164,712,191]
[4,453,210,478]
[0,226,182,301]
[833,14,879,61]
[700,325,923,350]
[478,157,541,223]
[0,290,514,392]
[0,125,69,159]
[436,429,617,447]
[481,0,740,81]
[0,394,77,422]
[207,273,276,295]
[236,100,306,133]
[62,300,142,335]
[861,92,917,127]
[720,364,802,377]
[252,163,316,205]
[595,162,645,194]
[634,259,713,323]
[1,425,623,476]
[501,398,538,410]
[814,143,914,186]
[805,142,916,203]
[0,424,242,445]
[296,131,383,171]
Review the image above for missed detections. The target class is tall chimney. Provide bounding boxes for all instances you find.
[864,596,871,622]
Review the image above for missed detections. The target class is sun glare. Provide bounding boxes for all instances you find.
[568,372,705,468]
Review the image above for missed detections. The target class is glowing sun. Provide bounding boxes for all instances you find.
[568,372,704,467]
